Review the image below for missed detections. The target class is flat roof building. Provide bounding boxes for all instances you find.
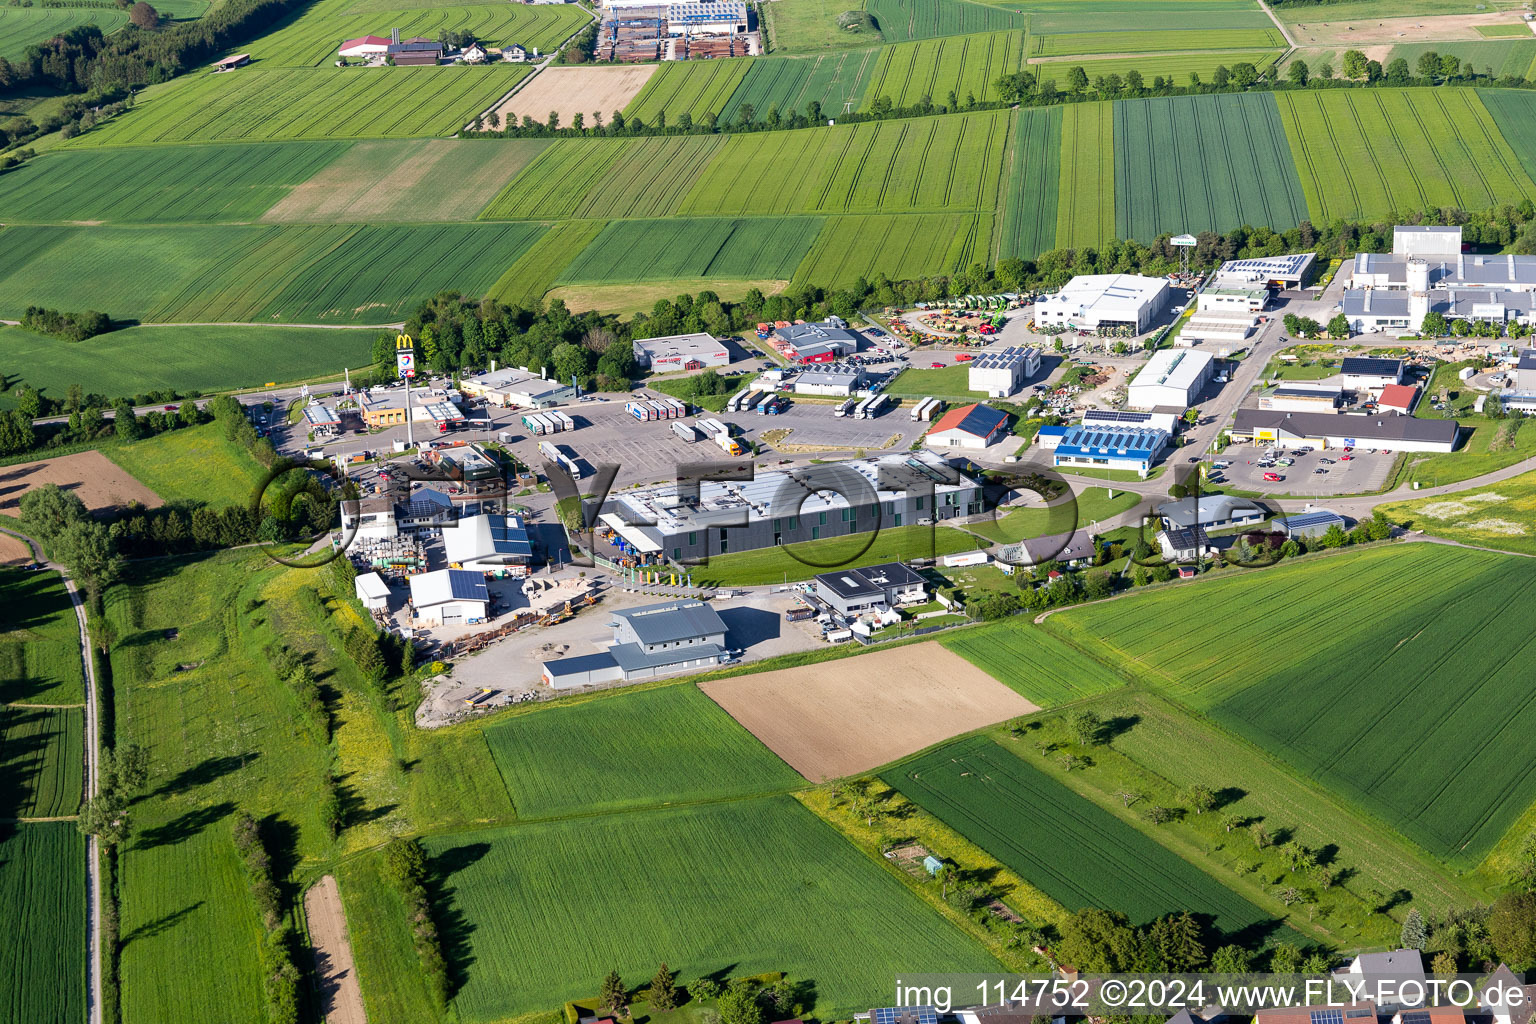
[632,332,730,371]
[968,346,1040,398]
[1035,273,1170,333]
[926,403,1010,449]
[665,0,748,33]
[1212,252,1317,289]
[794,368,863,396]
[459,367,577,408]
[813,562,927,617]
[1342,226,1536,333]
[1051,423,1169,477]
[1127,348,1214,410]
[1231,408,1458,452]
[409,568,489,625]
[358,389,465,429]
[771,317,860,364]
[1259,384,1343,412]
[1081,408,1181,433]
[303,404,341,433]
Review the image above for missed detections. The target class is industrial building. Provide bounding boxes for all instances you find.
[1034,273,1170,333]
[458,366,577,408]
[540,599,728,688]
[599,449,982,561]
[967,346,1040,397]
[1197,286,1268,314]
[409,569,490,625]
[812,562,928,617]
[1339,356,1405,391]
[1258,383,1343,413]
[1081,408,1181,433]
[925,403,1010,449]
[794,368,863,396]
[1272,508,1347,540]
[1341,225,1536,333]
[341,487,456,541]
[1501,349,1536,413]
[1048,423,1169,477]
[1126,349,1215,410]
[354,572,391,611]
[1157,494,1266,531]
[338,34,391,57]
[770,318,860,364]
[631,332,730,371]
[442,513,533,574]
[1177,308,1258,349]
[1230,409,1458,452]
[1211,252,1317,290]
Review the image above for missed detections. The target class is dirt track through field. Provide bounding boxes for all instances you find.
[491,65,657,128]
[305,875,367,1024]
[0,450,162,515]
[700,642,1038,781]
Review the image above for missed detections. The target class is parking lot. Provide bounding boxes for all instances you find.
[1215,443,1396,496]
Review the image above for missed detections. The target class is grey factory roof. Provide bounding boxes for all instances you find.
[814,561,925,600]
[543,651,620,680]
[1272,385,1342,399]
[609,641,726,674]
[776,318,859,348]
[1214,252,1316,282]
[1341,289,1412,317]
[1232,408,1458,444]
[796,369,863,387]
[1354,250,1536,288]
[1345,288,1536,318]
[1519,349,1536,371]
[611,599,727,645]
[1156,495,1266,529]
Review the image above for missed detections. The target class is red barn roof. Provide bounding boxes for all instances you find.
[1378,383,1417,410]
[340,35,391,49]
[930,402,1008,439]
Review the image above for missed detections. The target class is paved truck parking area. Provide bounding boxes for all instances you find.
[1217,444,1396,497]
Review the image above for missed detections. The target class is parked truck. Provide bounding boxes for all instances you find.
[671,421,701,443]
[625,401,654,422]
[862,394,890,419]
[835,397,858,418]
[552,410,575,432]
[728,389,752,412]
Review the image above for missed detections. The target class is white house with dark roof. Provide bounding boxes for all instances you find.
[1156,495,1266,531]
[409,568,489,625]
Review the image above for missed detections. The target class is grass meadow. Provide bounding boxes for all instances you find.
[1378,468,1536,556]
[483,684,801,817]
[1014,0,1273,33]
[0,569,85,706]
[1114,92,1309,240]
[1275,87,1536,224]
[1043,543,1536,866]
[0,325,377,405]
[886,737,1299,940]
[0,822,87,1024]
[790,212,996,288]
[719,49,881,122]
[0,6,125,59]
[425,796,1002,1021]
[863,30,1027,108]
[0,705,83,819]
[625,59,752,124]
[1055,100,1115,249]
[104,422,266,507]
[70,65,533,146]
[999,105,1061,258]
[964,487,1142,545]
[1388,39,1536,79]
[864,0,1025,42]
[761,0,883,51]
[940,621,1128,706]
[0,222,545,324]
[1030,26,1284,55]
[556,216,823,284]
[692,522,984,587]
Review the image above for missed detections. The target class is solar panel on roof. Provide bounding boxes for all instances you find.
[916,1009,939,1024]
[1346,1011,1373,1019]
[1311,1010,1344,1024]
[1281,511,1340,530]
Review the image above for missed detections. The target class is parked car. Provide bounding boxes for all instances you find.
[955,353,974,362]
[1340,454,1353,461]
[1263,472,1282,482]
[930,362,945,369]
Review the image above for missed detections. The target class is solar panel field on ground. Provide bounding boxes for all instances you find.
[1041,544,1536,867]
[555,216,824,283]
[1115,92,1309,241]
[1275,87,1536,224]
[884,736,1299,940]
[863,30,1026,108]
[999,106,1061,258]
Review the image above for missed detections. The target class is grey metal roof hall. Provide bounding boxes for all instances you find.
[610,599,726,646]
[814,561,924,599]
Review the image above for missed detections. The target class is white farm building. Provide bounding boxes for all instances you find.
[1126,349,1214,410]
[967,346,1039,398]
[1035,274,1170,333]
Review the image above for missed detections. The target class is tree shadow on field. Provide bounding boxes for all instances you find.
[134,800,236,850]
[430,841,492,998]
[1098,714,1140,742]
[260,813,302,900]
[1212,786,1246,811]
[143,753,252,802]
[336,770,396,831]
[121,901,205,948]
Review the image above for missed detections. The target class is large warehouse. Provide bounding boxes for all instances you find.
[1047,423,1169,477]
[967,346,1039,398]
[600,449,983,561]
[631,332,730,371]
[1341,225,1536,334]
[1126,349,1215,410]
[1229,409,1458,452]
[1035,274,1170,333]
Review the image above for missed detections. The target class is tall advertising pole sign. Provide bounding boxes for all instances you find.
[396,334,415,449]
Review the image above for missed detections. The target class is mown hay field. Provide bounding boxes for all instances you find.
[478,133,725,219]
[1377,470,1536,556]
[252,0,586,66]
[884,736,1298,937]
[0,222,545,324]
[1042,543,1536,866]
[678,111,1011,215]
[0,5,125,59]
[624,58,751,124]
[864,0,1025,42]
[1114,91,1308,240]
[0,823,86,1024]
[69,65,533,146]
[1029,49,1281,87]
[0,141,348,224]
[0,569,86,706]
[495,64,656,129]
[719,49,881,123]
[999,105,1061,258]
[482,684,801,817]
[556,216,823,283]
[863,30,1026,108]
[1055,100,1115,248]
[1008,0,1272,33]
[1275,87,1536,224]
[1031,26,1284,55]
[790,212,995,288]
[425,796,1002,1021]
[0,706,83,820]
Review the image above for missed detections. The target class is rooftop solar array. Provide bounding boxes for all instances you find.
[1346,1010,1374,1019]
[1081,409,1153,423]
[1276,510,1343,530]
[973,347,1034,370]
[1311,1010,1344,1024]
[1399,1013,1430,1024]
[1057,424,1170,455]
[1341,356,1403,375]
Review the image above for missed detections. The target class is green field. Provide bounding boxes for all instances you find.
[0,222,545,324]
[427,795,1002,1021]
[692,522,984,587]
[791,212,996,288]
[484,685,800,817]
[1481,88,1536,183]
[0,324,376,404]
[1030,49,1282,87]
[0,822,86,1024]
[0,569,85,706]
[864,0,1026,42]
[965,487,1142,545]
[70,65,533,146]
[624,59,753,124]
[1043,543,1536,866]
[478,134,726,219]
[940,621,1128,706]
[1477,21,1536,37]
[678,111,1011,215]
[882,361,990,398]
[999,105,1061,258]
[1274,0,1525,21]
[1378,469,1536,556]
[0,705,83,820]
[762,0,883,52]
[719,49,881,122]
[1276,87,1536,224]
[1055,100,1115,249]
[885,736,1295,938]
[557,216,823,284]
[0,5,126,59]
[1030,26,1283,55]
[104,421,266,507]
[252,0,587,66]
[1388,39,1536,79]
[1115,92,1308,241]
[484,219,604,306]
[1014,0,1272,32]
[863,30,1026,108]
